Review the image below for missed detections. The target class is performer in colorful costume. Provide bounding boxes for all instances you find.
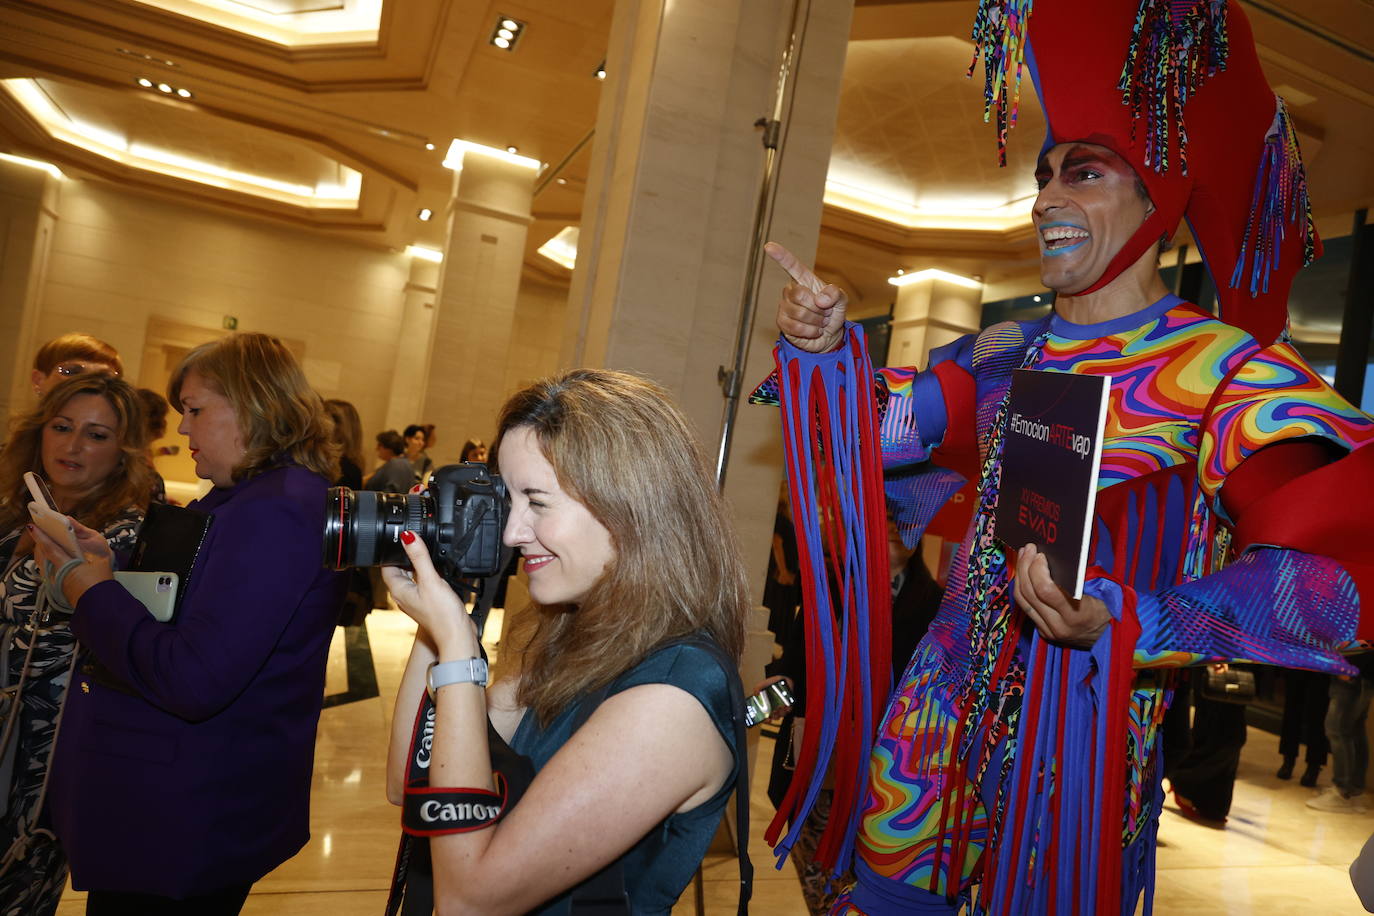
[753,0,1374,913]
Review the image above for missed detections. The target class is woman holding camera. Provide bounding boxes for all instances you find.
[32,333,345,915]
[384,369,749,914]
[0,374,150,916]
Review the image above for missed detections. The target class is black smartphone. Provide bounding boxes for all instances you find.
[744,680,796,727]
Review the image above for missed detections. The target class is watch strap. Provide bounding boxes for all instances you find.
[428,657,489,695]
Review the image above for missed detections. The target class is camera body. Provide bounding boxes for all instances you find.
[323,462,507,584]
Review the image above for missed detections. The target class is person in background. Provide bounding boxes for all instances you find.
[367,430,414,494]
[0,375,150,916]
[29,335,122,398]
[1278,669,1330,786]
[135,388,170,505]
[1308,654,1374,813]
[762,516,945,915]
[460,439,488,464]
[1168,664,1250,826]
[323,400,370,625]
[383,369,749,914]
[763,489,799,641]
[403,424,432,483]
[323,399,365,490]
[33,332,345,916]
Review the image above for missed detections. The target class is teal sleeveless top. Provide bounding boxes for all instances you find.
[510,641,738,915]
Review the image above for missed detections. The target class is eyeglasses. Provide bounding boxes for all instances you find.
[53,363,119,378]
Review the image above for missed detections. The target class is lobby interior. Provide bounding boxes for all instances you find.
[1,0,1372,912]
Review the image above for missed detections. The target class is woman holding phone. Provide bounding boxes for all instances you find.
[0,373,150,916]
[32,333,344,915]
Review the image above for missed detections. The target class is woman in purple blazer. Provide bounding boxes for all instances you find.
[33,333,345,915]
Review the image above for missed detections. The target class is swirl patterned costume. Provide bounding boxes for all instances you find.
[0,508,141,916]
[755,0,1374,912]
[822,297,1371,914]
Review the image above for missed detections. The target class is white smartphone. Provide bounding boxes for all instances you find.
[23,471,81,557]
[113,571,179,622]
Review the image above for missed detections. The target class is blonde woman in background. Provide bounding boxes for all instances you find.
[32,333,346,916]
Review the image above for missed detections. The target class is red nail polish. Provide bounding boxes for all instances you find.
[400,531,416,545]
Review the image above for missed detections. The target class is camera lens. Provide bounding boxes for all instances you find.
[323,487,437,570]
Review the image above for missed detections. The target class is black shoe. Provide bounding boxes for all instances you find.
[1301,764,1322,788]
[1277,757,1296,780]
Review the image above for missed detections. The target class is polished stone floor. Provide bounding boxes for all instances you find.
[56,611,1374,914]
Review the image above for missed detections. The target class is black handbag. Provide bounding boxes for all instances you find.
[1201,667,1256,704]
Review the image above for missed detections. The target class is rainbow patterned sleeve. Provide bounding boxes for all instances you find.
[1200,340,1374,507]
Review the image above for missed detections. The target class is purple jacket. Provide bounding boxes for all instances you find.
[49,464,346,897]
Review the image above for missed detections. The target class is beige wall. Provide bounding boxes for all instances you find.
[6,177,421,485]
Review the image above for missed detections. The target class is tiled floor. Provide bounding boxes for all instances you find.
[56,613,1374,914]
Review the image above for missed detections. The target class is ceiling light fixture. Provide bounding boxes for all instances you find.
[117,47,177,67]
[424,142,435,151]
[406,245,444,263]
[489,15,526,51]
[137,78,195,99]
[418,208,433,221]
[594,61,607,80]
[0,152,64,180]
[537,226,579,271]
[506,145,518,154]
[887,269,983,291]
[442,139,541,172]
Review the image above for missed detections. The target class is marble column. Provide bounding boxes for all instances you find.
[564,0,855,614]
[384,257,439,436]
[888,271,984,369]
[417,146,537,467]
[0,159,60,423]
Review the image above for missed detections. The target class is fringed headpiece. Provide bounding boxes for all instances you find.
[971,0,1318,346]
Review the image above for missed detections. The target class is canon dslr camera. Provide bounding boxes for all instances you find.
[323,463,506,584]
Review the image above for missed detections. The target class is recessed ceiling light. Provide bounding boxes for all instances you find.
[490,15,525,51]
[1032,295,1042,303]
[896,268,905,275]
[506,145,518,154]
[137,78,153,88]
[424,142,435,151]
[156,83,173,93]
[175,88,193,99]
[418,208,433,221]
[594,60,607,80]
[556,177,567,185]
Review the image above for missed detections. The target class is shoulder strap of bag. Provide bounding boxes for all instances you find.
[674,633,752,915]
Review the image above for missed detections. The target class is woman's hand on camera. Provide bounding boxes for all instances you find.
[381,530,479,658]
[29,518,114,606]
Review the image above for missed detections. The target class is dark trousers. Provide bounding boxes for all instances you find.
[1279,668,1330,765]
[86,884,253,916]
[1170,675,1249,821]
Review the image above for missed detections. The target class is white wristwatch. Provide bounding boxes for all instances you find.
[427,658,489,696]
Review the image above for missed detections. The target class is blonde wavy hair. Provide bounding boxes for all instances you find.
[168,334,338,483]
[496,369,750,726]
[0,374,151,533]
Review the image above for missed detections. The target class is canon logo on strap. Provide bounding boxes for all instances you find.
[414,706,436,769]
[420,800,502,823]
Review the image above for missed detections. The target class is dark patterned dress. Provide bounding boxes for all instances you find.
[0,508,141,916]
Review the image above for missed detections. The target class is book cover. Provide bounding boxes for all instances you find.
[994,368,1111,598]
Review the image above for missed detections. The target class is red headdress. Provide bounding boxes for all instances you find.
[971,0,1317,346]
